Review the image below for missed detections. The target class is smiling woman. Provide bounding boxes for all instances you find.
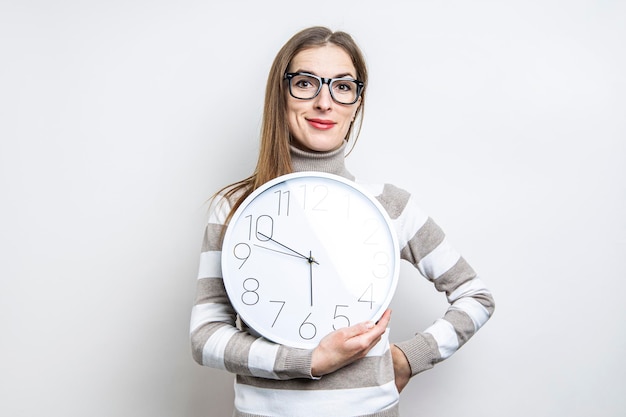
[189,26,495,417]
[284,45,364,152]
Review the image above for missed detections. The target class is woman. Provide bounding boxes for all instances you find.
[190,26,495,417]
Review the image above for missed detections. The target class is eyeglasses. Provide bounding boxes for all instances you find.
[284,72,364,105]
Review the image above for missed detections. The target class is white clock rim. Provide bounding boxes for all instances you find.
[220,171,401,349]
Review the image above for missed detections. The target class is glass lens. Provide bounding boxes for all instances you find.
[330,79,359,104]
[289,74,321,100]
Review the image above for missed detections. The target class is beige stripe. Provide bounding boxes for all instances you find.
[376,184,410,220]
[224,331,255,375]
[433,257,477,294]
[236,354,394,390]
[274,345,313,379]
[443,309,476,346]
[194,277,229,305]
[202,223,225,252]
[394,332,440,376]
[400,217,445,265]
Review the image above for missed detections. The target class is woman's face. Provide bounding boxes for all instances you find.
[285,45,361,152]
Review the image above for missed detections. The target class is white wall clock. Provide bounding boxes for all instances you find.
[221,172,400,349]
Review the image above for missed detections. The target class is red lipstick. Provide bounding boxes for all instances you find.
[307,118,336,130]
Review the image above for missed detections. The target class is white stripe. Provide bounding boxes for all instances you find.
[202,325,239,370]
[247,338,279,379]
[197,251,222,279]
[189,303,235,333]
[417,237,461,280]
[234,380,399,417]
[425,318,459,359]
[447,277,489,303]
[393,196,429,249]
[451,298,490,331]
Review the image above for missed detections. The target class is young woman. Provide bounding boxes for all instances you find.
[190,26,495,417]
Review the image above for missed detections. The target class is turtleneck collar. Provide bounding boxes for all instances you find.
[289,141,355,181]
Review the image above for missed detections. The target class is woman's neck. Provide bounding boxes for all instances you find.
[289,141,354,180]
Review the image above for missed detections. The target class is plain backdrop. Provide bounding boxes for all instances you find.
[1,1,624,416]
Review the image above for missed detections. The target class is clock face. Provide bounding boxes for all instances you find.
[221,172,399,349]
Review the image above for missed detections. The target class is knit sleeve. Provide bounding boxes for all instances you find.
[377,184,495,377]
[189,196,315,380]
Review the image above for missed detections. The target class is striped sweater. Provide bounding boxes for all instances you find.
[190,143,495,417]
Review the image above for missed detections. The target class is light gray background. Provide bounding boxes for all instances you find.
[1,1,624,416]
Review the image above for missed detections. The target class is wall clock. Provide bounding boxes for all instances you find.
[221,172,399,349]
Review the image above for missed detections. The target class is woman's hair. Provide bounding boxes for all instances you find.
[215,26,368,222]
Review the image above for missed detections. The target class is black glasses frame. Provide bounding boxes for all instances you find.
[284,72,364,105]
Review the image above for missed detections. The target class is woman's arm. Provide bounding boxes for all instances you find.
[189,196,315,379]
[378,184,496,377]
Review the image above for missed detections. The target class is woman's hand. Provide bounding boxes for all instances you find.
[391,344,411,393]
[311,309,392,377]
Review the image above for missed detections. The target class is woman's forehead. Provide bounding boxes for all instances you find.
[288,45,356,78]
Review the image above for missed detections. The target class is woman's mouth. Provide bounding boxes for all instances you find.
[306,118,336,130]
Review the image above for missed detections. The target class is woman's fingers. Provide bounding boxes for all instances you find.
[311,309,392,377]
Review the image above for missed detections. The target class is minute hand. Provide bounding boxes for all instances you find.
[256,232,320,265]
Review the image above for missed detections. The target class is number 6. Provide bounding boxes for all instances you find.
[299,313,317,340]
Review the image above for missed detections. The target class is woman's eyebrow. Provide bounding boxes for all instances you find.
[293,69,357,79]
[333,72,356,79]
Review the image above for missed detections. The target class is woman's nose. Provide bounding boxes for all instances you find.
[313,84,333,110]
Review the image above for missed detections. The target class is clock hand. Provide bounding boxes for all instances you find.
[309,251,313,307]
[253,244,305,259]
[256,232,320,265]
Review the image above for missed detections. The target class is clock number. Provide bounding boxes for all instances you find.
[255,215,274,241]
[363,218,379,245]
[241,278,260,306]
[312,185,329,211]
[332,305,351,330]
[372,251,389,279]
[358,283,375,309]
[274,190,290,216]
[233,243,251,269]
[244,215,253,240]
[299,313,317,340]
[269,300,285,327]
[244,215,274,241]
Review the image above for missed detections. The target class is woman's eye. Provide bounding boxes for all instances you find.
[335,82,353,92]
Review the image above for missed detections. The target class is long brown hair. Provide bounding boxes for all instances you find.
[215,26,368,223]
